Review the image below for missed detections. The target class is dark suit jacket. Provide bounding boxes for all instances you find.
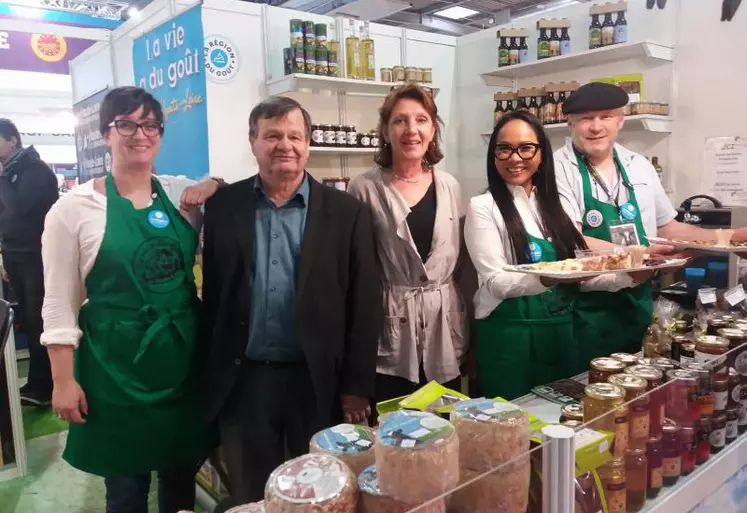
[202,174,383,423]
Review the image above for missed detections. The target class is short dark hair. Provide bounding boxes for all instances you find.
[99,86,164,136]
[0,119,22,149]
[248,96,311,141]
[375,84,443,169]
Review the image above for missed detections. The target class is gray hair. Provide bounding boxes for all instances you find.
[248,96,312,141]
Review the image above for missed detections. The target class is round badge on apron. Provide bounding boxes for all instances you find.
[148,210,170,229]
[585,209,604,228]
[528,241,543,263]
[620,202,637,221]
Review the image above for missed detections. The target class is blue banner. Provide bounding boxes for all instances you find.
[132,5,209,180]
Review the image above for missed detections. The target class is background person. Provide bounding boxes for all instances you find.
[41,86,214,513]
[201,96,381,504]
[347,84,471,406]
[0,119,58,406]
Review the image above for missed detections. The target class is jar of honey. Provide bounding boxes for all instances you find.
[626,365,665,437]
[599,457,626,513]
[611,353,638,367]
[589,357,627,384]
[584,383,628,457]
[664,369,698,427]
[661,419,682,486]
[646,434,663,499]
[625,447,647,512]
[560,403,584,424]
[609,374,649,448]
[695,335,730,376]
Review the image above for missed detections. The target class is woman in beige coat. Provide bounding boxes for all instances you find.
[348,84,469,406]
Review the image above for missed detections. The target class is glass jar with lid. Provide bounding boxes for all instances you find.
[674,319,689,333]
[370,131,380,147]
[625,447,647,512]
[712,376,729,413]
[589,357,626,384]
[679,426,696,475]
[611,353,638,367]
[726,407,739,444]
[646,434,663,499]
[718,327,747,369]
[711,412,726,453]
[335,125,347,147]
[322,124,336,146]
[671,333,691,363]
[413,67,423,82]
[560,403,584,424]
[695,335,730,376]
[392,65,405,82]
[404,66,418,82]
[649,357,679,374]
[609,374,649,448]
[707,317,731,336]
[665,369,699,426]
[626,365,665,437]
[344,125,357,147]
[728,367,741,409]
[680,343,696,365]
[681,362,714,419]
[310,124,323,146]
[422,67,433,83]
[598,457,626,513]
[661,419,681,486]
[584,383,628,457]
[380,67,393,82]
[697,416,711,465]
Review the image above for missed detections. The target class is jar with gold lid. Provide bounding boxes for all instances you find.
[422,67,432,83]
[649,357,679,373]
[584,383,628,457]
[392,65,405,82]
[728,367,741,409]
[674,319,689,333]
[599,457,626,513]
[609,374,649,448]
[718,327,747,369]
[625,447,647,512]
[413,67,423,82]
[707,317,731,336]
[560,403,584,424]
[681,362,714,419]
[665,369,699,426]
[611,353,638,367]
[695,335,729,375]
[379,67,393,82]
[561,419,584,429]
[671,333,691,363]
[625,365,664,437]
[404,66,418,82]
[589,357,627,384]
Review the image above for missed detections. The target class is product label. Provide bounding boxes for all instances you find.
[649,465,663,490]
[357,465,381,495]
[698,288,718,305]
[601,26,614,45]
[549,40,560,56]
[613,418,629,457]
[509,49,519,65]
[605,487,626,513]
[314,424,373,455]
[336,131,346,145]
[560,40,571,55]
[630,411,650,440]
[662,456,682,477]
[379,411,454,448]
[538,41,551,58]
[498,48,509,66]
[589,29,602,47]
[736,351,747,377]
[614,25,627,44]
[315,61,328,75]
[726,419,739,438]
[710,427,726,448]
[453,398,523,422]
[328,62,339,77]
[323,131,336,145]
[519,49,529,63]
[346,132,357,146]
[312,129,323,144]
[272,454,347,503]
[360,135,371,147]
[695,350,726,368]
[733,383,742,404]
[370,135,380,147]
[714,390,729,411]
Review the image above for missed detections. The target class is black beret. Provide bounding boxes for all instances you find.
[562,82,629,115]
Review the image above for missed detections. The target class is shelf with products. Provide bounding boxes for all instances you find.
[480,40,673,87]
[310,146,376,155]
[266,73,440,97]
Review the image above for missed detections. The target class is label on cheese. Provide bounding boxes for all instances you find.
[271,454,348,503]
[357,465,382,496]
[452,398,523,422]
[379,411,454,448]
[314,424,374,454]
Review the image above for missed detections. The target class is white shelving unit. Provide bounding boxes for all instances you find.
[480,41,674,86]
[310,146,376,155]
[266,73,440,97]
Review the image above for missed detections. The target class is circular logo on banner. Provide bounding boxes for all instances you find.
[31,34,68,63]
[147,210,170,229]
[204,35,239,82]
[620,202,638,221]
[528,242,543,263]
[586,209,604,228]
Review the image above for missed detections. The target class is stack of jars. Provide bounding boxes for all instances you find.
[310,124,380,149]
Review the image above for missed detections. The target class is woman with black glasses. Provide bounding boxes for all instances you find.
[464,111,609,399]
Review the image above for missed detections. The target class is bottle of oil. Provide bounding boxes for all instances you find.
[327,22,340,77]
[360,21,375,81]
[345,19,360,79]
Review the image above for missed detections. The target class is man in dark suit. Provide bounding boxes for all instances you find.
[201,96,382,503]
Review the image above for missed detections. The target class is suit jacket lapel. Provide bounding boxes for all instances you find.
[297,177,324,299]
[232,177,257,291]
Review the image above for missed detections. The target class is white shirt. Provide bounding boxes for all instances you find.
[465,186,632,319]
[554,139,678,239]
[40,175,198,348]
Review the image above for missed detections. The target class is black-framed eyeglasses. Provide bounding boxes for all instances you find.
[494,143,540,161]
[108,120,164,137]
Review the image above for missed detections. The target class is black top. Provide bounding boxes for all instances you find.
[406,181,437,263]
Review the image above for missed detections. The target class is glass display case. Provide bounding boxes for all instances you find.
[0,299,27,483]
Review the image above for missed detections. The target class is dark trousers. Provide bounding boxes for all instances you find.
[4,251,51,396]
[374,366,462,407]
[104,462,199,513]
[219,360,320,504]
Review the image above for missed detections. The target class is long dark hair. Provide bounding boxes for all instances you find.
[487,111,587,264]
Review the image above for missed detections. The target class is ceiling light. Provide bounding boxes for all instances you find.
[434,6,480,20]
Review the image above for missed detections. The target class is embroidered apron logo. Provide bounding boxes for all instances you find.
[620,202,637,221]
[585,209,604,228]
[528,241,543,263]
[133,237,186,293]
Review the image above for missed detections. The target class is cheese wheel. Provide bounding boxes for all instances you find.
[374,411,459,504]
[225,502,265,513]
[450,398,530,472]
[358,465,447,513]
[264,454,357,513]
[310,424,375,476]
[450,465,530,513]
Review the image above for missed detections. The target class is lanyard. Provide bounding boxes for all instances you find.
[585,155,632,213]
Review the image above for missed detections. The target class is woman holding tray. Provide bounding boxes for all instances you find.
[464,110,637,400]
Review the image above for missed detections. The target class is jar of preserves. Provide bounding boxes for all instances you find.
[611,353,638,367]
[650,358,679,374]
[392,66,405,82]
[711,412,726,453]
[661,419,681,486]
[335,125,347,147]
[323,124,336,146]
[311,124,323,146]
[671,334,691,363]
[682,362,714,419]
[560,403,584,424]
[358,132,371,148]
[609,374,649,448]
[404,66,418,82]
[589,357,626,384]
[664,369,698,427]
[697,417,711,465]
[345,125,357,147]
[422,67,433,83]
[599,457,626,513]
[370,131,380,147]
[679,426,696,476]
[413,67,423,82]
[680,343,696,366]
[712,376,729,413]
[625,447,647,512]
[726,407,739,444]
[584,383,628,457]
[646,435,663,499]
[740,385,747,434]
[729,367,741,409]
[695,335,730,376]
[707,317,731,336]
[674,319,689,333]
[380,67,393,82]
[636,357,655,367]
[626,365,665,437]
[718,327,747,370]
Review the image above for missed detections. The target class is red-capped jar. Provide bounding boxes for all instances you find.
[626,365,665,437]
[697,417,711,465]
[665,369,698,427]
[661,419,681,486]
[679,426,696,476]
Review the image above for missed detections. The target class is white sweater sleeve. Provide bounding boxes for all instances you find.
[464,197,548,303]
[40,200,83,348]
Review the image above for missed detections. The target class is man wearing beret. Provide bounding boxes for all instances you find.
[554,82,747,364]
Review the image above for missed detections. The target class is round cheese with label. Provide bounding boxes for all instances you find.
[310,424,376,476]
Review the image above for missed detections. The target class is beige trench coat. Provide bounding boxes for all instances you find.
[348,168,469,384]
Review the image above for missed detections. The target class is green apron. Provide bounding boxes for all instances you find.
[573,148,653,369]
[476,235,578,400]
[63,174,210,477]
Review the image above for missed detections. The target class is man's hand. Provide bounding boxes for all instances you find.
[341,394,371,425]
[180,178,220,210]
[628,269,655,284]
[0,270,8,282]
[52,378,88,424]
